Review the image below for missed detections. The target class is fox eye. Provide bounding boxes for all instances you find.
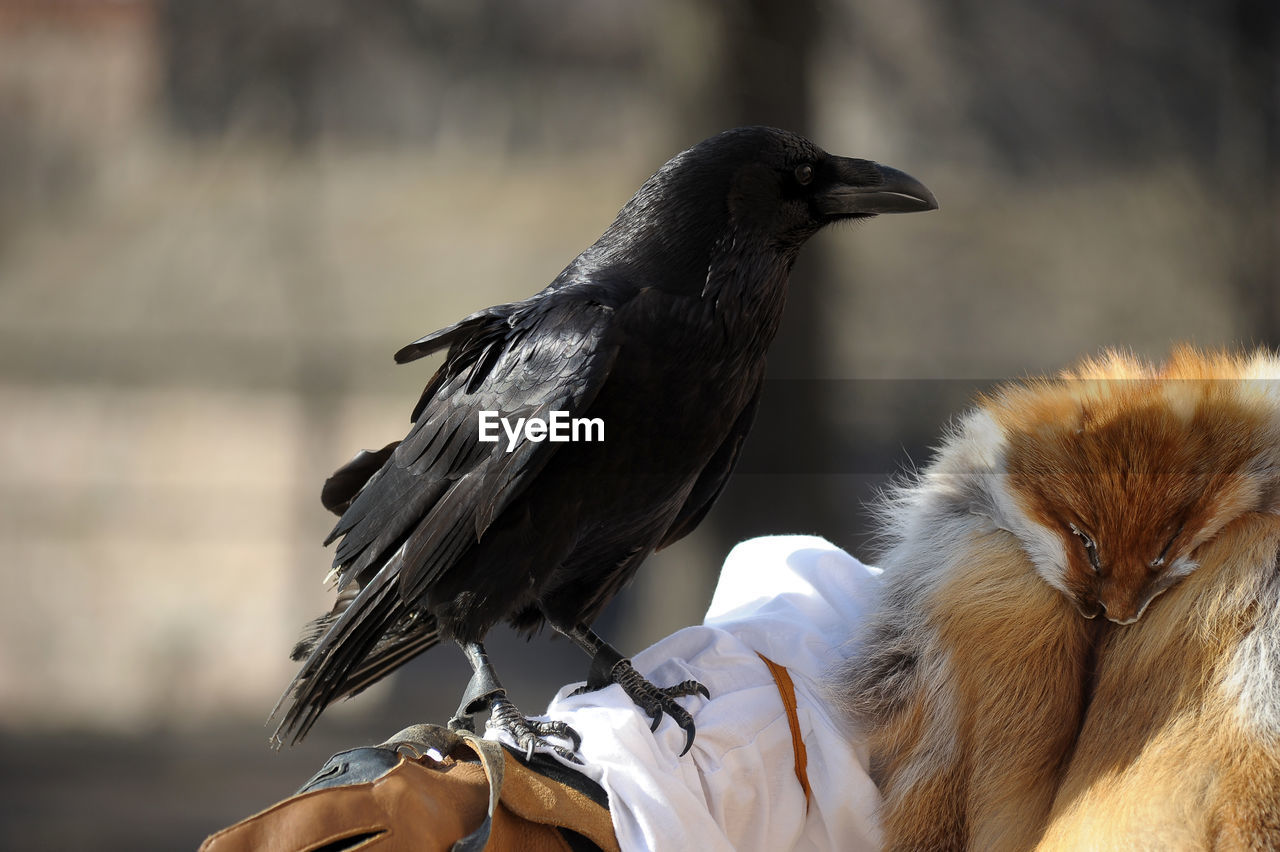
[1150,523,1184,569]
[1068,522,1102,573]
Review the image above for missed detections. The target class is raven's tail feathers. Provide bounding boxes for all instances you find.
[270,548,442,746]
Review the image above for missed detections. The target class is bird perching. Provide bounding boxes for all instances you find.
[271,126,937,760]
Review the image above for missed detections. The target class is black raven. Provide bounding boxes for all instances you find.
[272,126,936,758]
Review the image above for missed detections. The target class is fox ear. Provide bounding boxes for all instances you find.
[943,409,1021,529]
[937,408,1079,595]
[963,472,1016,533]
[918,409,1013,530]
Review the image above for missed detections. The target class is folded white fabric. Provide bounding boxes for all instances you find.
[486,535,884,852]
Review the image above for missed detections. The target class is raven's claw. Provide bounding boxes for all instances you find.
[571,659,710,756]
[488,697,583,764]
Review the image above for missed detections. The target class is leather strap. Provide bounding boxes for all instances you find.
[758,654,813,813]
[451,732,506,851]
[199,724,620,852]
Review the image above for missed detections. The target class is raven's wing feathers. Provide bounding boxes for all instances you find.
[399,302,621,603]
[331,295,619,596]
[657,375,763,549]
[273,293,620,744]
[393,302,519,366]
[320,443,399,515]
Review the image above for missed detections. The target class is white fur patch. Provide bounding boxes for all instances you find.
[1224,604,1280,739]
[947,410,1073,595]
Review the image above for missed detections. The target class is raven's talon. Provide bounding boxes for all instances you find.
[664,702,698,756]
[665,679,711,701]
[581,659,710,753]
[489,699,583,764]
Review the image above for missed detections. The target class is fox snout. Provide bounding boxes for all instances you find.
[1077,580,1166,626]
[1069,595,1142,624]
[1071,595,1103,620]
[1100,599,1144,626]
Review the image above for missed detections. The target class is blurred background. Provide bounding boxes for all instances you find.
[0,0,1275,847]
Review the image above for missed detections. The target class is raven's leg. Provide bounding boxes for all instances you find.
[448,640,582,762]
[446,641,504,733]
[558,624,710,756]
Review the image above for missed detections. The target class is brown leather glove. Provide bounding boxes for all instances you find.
[199,724,619,852]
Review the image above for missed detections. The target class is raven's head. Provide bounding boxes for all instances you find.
[592,126,936,280]
[698,125,937,240]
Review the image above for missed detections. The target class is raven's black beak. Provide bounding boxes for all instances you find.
[814,157,938,218]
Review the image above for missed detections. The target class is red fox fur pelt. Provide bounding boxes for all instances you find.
[837,347,1280,850]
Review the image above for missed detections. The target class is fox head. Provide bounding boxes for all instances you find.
[928,348,1280,625]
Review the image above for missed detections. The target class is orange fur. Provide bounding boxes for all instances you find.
[837,348,1280,850]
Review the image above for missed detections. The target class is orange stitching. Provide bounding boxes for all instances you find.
[758,654,812,813]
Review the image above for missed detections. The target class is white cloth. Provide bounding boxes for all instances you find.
[485,535,884,852]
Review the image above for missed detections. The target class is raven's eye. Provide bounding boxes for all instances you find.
[794,164,814,185]
[1068,522,1102,573]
